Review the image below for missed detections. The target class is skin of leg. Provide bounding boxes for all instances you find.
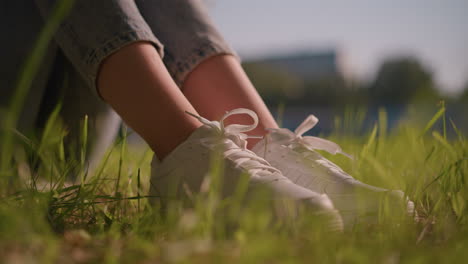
[97,42,202,159]
[182,55,279,148]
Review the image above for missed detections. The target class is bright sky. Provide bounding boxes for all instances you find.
[207,0,468,95]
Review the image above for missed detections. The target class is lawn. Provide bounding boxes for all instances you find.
[0,103,467,263]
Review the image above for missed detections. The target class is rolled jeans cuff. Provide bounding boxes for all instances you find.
[166,40,239,87]
[35,0,165,99]
[85,30,164,98]
[134,0,239,87]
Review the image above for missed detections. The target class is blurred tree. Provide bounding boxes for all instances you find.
[369,57,439,105]
[301,76,350,105]
[459,81,468,102]
[243,62,304,105]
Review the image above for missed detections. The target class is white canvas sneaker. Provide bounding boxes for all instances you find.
[252,114,415,227]
[150,109,343,231]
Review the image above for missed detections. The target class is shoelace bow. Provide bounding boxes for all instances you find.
[267,115,352,159]
[186,109,280,175]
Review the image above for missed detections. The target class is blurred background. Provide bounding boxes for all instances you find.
[204,0,468,135]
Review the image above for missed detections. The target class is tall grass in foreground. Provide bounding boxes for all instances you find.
[0,0,74,182]
[0,102,467,263]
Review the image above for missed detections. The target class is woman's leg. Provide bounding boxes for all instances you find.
[97,42,202,159]
[36,1,189,160]
[132,1,276,148]
[182,55,278,148]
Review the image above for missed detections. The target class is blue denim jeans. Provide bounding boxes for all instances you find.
[0,0,236,165]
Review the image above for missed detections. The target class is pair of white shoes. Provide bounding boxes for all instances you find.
[150,109,414,232]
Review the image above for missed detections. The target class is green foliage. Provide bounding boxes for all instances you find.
[369,56,439,105]
[243,62,305,104]
[0,105,467,263]
[0,0,75,187]
[458,82,468,102]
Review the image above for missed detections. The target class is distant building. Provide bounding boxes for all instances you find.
[243,49,351,84]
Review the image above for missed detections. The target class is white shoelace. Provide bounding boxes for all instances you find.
[186,109,281,176]
[267,115,352,159]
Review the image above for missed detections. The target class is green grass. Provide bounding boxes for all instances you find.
[0,103,467,263]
